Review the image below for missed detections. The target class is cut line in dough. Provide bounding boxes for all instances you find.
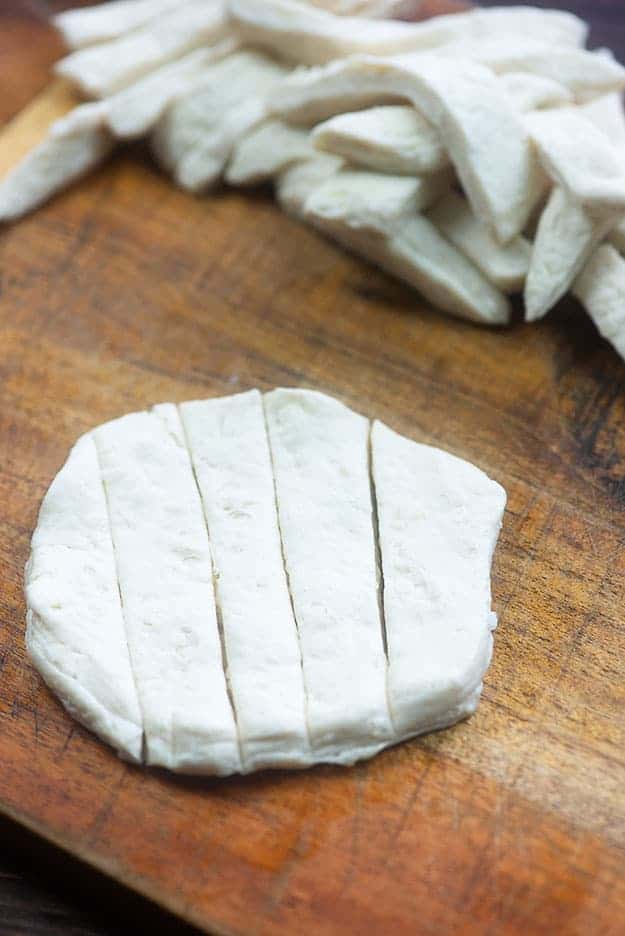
[26,389,506,775]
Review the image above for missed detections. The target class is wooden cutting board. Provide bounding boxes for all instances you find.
[1,4,625,935]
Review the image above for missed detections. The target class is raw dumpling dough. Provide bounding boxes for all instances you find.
[55,0,229,98]
[263,388,393,761]
[25,435,143,762]
[180,391,310,771]
[151,50,288,192]
[371,421,506,735]
[94,406,241,775]
[0,103,113,223]
[312,105,449,176]
[230,0,586,67]
[269,54,542,242]
[25,388,506,775]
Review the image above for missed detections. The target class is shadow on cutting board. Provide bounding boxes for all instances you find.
[0,812,204,936]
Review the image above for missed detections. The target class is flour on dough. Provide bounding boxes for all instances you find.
[26,389,506,775]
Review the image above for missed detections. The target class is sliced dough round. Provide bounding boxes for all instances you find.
[26,434,143,763]
[25,389,506,775]
[371,420,506,736]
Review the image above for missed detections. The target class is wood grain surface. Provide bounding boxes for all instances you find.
[2,2,625,935]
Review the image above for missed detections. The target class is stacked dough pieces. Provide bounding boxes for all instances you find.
[4,1,625,356]
[25,389,506,774]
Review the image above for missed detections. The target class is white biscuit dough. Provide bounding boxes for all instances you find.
[26,389,506,774]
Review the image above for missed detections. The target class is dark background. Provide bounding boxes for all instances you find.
[1,0,625,933]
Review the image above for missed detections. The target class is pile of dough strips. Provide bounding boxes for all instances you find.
[4,0,625,356]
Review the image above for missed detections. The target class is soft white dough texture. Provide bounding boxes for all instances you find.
[276,153,344,216]
[525,108,625,212]
[151,50,288,192]
[433,39,625,101]
[524,187,617,322]
[26,389,506,774]
[230,0,586,66]
[312,105,450,176]
[94,406,241,775]
[179,391,310,771]
[25,435,144,762]
[580,92,625,147]
[371,421,506,736]
[270,54,542,243]
[55,0,229,97]
[54,0,183,50]
[105,39,240,140]
[305,166,452,233]
[574,244,625,361]
[428,190,531,293]
[0,103,113,223]
[304,196,511,325]
[263,388,394,762]
[499,72,573,112]
[226,120,314,185]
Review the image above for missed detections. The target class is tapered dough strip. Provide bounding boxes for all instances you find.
[152,51,288,192]
[106,38,240,139]
[93,407,241,775]
[263,388,393,762]
[575,93,625,255]
[370,420,506,737]
[525,108,625,213]
[54,0,183,50]
[524,187,616,323]
[230,0,586,67]
[573,244,625,362]
[304,185,512,324]
[312,105,449,176]
[276,153,344,217]
[499,72,573,113]
[55,0,229,98]
[0,103,113,223]
[25,435,144,763]
[305,202,511,325]
[428,191,531,293]
[433,39,625,102]
[305,166,452,234]
[268,57,400,126]
[271,54,541,243]
[176,98,271,193]
[179,391,310,772]
[226,120,314,185]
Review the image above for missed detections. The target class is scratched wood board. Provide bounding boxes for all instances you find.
[1,3,625,935]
